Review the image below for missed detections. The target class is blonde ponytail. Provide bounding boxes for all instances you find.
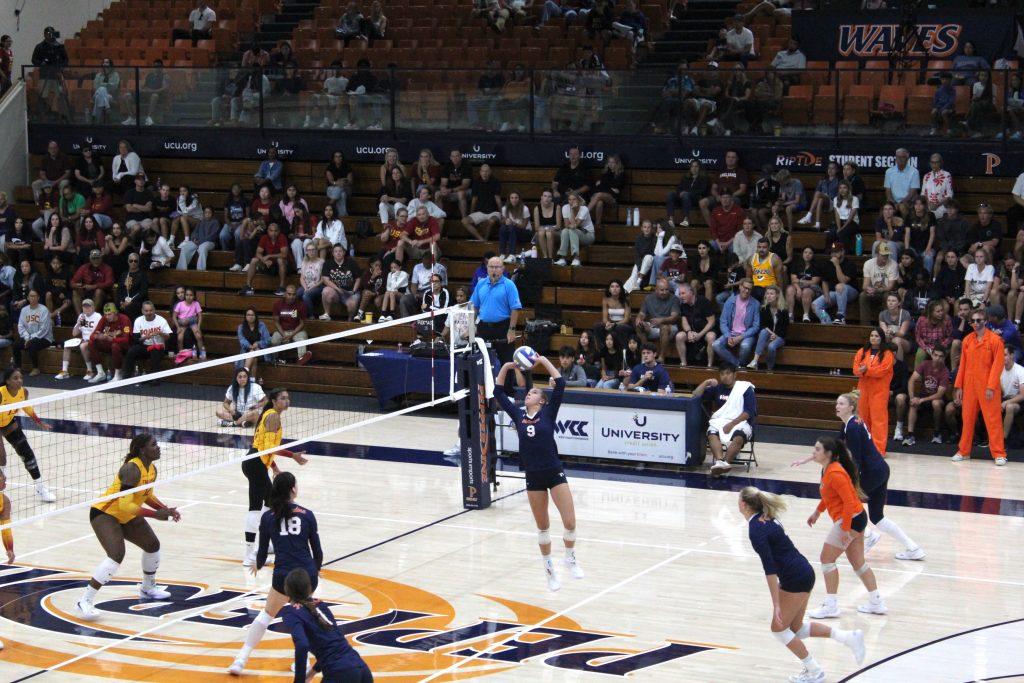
[740,485,787,520]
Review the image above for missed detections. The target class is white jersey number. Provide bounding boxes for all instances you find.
[525,425,536,438]
[279,517,302,536]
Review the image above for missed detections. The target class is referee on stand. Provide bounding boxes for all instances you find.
[471,255,523,389]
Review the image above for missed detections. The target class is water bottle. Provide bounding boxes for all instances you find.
[626,208,632,226]
[397,342,403,354]
[633,207,640,226]
[855,233,863,256]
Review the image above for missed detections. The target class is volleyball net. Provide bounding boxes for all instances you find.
[0,303,474,530]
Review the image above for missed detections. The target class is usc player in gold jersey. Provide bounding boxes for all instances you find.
[76,433,181,621]
[0,367,56,502]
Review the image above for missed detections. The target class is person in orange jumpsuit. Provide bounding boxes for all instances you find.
[852,328,894,456]
[953,312,1007,464]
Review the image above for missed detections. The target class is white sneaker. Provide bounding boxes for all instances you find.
[789,668,825,683]
[167,235,175,248]
[368,123,383,130]
[808,601,840,619]
[554,258,567,266]
[893,425,904,441]
[35,484,56,503]
[895,546,926,560]
[995,457,1007,466]
[229,263,242,272]
[319,117,331,128]
[857,599,888,615]
[54,371,70,380]
[242,548,256,568]
[848,628,865,665]
[570,258,582,267]
[797,213,813,225]
[681,218,690,227]
[139,584,172,600]
[930,434,943,444]
[563,555,584,579]
[545,565,561,592]
[710,459,732,475]
[864,529,881,552]
[76,599,99,621]
[121,116,136,125]
[228,657,246,675]
[802,313,811,323]
[241,263,250,273]
[144,116,154,126]
[319,313,332,321]
[951,453,968,462]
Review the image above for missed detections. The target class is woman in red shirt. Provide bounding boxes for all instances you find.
[805,436,887,620]
[852,328,894,455]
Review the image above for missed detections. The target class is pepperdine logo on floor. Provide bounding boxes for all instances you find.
[0,563,719,678]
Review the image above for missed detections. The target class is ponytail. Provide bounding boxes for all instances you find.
[268,470,296,520]
[256,387,287,429]
[740,485,787,520]
[125,433,154,464]
[284,568,332,630]
[817,437,866,500]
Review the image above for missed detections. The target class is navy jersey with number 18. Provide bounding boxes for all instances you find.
[257,504,324,572]
[494,376,565,472]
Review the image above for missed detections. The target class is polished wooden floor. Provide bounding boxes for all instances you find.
[0,395,1021,682]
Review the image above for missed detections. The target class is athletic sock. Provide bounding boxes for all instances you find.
[141,551,160,590]
[564,548,576,562]
[829,627,852,645]
[876,517,917,550]
[238,610,273,660]
[86,361,94,372]
[801,654,822,673]
[822,594,837,607]
[61,360,69,372]
[869,590,882,602]
[94,364,103,376]
[83,558,120,602]
[541,554,554,572]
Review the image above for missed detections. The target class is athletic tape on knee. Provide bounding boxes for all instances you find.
[796,621,811,639]
[537,528,551,545]
[854,563,870,577]
[772,628,796,645]
[141,550,160,574]
[821,562,838,574]
[245,510,261,535]
[563,528,577,543]
[92,558,121,586]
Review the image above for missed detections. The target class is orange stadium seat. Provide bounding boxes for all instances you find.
[814,84,838,124]
[782,85,812,125]
[843,84,875,124]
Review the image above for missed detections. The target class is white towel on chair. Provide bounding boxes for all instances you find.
[709,380,753,443]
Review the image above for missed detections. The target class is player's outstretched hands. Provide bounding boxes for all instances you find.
[167,507,181,522]
[293,451,308,465]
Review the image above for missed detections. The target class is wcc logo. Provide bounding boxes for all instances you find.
[555,419,589,437]
[0,564,718,679]
[837,23,961,58]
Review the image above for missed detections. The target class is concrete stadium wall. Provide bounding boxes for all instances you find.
[0,0,113,76]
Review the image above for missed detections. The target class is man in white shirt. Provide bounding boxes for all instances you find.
[122,300,172,381]
[55,298,102,381]
[770,38,806,85]
[883,147,920,218]
[1000,345,1024,441]
[173,0,217,45]
[731,217,762,264]
[709,15,754,65]
[921,153,953,218]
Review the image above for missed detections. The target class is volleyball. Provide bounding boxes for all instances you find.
[514,346,538,371]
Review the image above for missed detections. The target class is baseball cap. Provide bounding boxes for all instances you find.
[103,303,117,313]
[82,298,94,308]
[670,243,684,253]
[876,242,891,255]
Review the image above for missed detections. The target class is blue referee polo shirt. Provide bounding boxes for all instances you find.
[470,275,523,322]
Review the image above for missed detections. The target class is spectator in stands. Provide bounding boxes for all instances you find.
[552,145,591,204]
[986,304,1020,358]
[42,214,73,265]
[58,184,86,232]
[402,205,442,262]
[176,206,219,271]
[930,71,955,137]
[467,61,504,131]
[587,154,624,231]
[172,0,216,45]
[708,15,755,66]
[623,342,673,393]
[74,147,105,198]
[675,281,716,368]
[122,59,169,126]
[657,61,694,134]
[747,67,783,134]
[533,189,562,259]
[82,184,113,233]
[873,201,905,258]
[363,0,388,42]
[320,245,362,321]
[311,203,347,262]
[11,260,41,316]
[31,27,69,121]
[335,2,366,46]
[269,41,296,76]
[6,219,33,265]
[122,173,153,237]
[860,241,898,323]
[13,289,52,376]
[0,35,11,98]
[731,216,761,266]
[270,285,312,365]
[554,345,589,388]
[770,170,803,233]
[699,150,748,225]
[904,345,950,446]
[30,183,56,241]
[376,206,407,270]
[45,254,72,324]
[537,0,581,26]
[884,148,920,219]
[905,197,937,274]
[171,286,205,360]
[708,191,745,254]
[611,0,647,49]
[406,185,446,222]
[934,199,967,271]
[151,182,175,240]
[747,284,787,370]
[963,203,1003,267]
[90,59,121,124]
[115,252,147,321]
[689,240,717,301]
[217,368,266,428]
[498,191,532,263]
[914,298,953,365]
[292,242,325,316]
[236,308,272,376]
[437,149,472,219]
[356,257,384,322]
[0,192,13,250]
[70,249,114,314]
[345,58,385,130]
[625,219,658,293]
[880,292,913,361]
[770,37,806,86]
[694,363,756,475]
[787,246,822,321]
[964,70,995,138]
[713,278,758,365]
[378,148,405,188]
[1003,72,1024,142]
[411,149,442,195]
[220,184,248,251]
[324,151,353,216]
[379,258,408,322]
[110,140,144,195]
[463,164,503,241]
[718,66,752,135]
[120,300,171,381]
[951,41,989,86]
[421,272,450,327]
[74,216,103,265]
[54,297,99,380]
[239,222,288,296]
[1006,257,1023,325]
[31,141,71,202]
[400,251,448,318]
[302,62,348,129]
[666,160,710,229]
[656,239,688,286]
[278,185,308,228]
[748,165,780,230]
[596,333,625,389]
[921,153,952,219]
[555,191,595,267]
[934,248,967,304]
[999,345,1024,440]
[634,278,680,362]
[87,303,129,383]
[241,39,270,68]
[594,279,633,350]
[170,186,202,246]
[797,161,840,230]
[254,148,284,194]
[141,228,174,270]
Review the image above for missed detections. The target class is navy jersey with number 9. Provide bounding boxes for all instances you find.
[494,376,565,472]
[257,504,324,572]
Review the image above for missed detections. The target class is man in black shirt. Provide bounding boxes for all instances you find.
[321,244,363,320]
[31,27,69,120]
[151,183,176,240]
[345,58,384,129]
[437,148,472,219]
[462,164,502,241]
[123,174,154,237]
[552,145,590,202]
[675,282,717,367]
[962,203,1004,265]
[812,242,858,325]
[325,150,353,216]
